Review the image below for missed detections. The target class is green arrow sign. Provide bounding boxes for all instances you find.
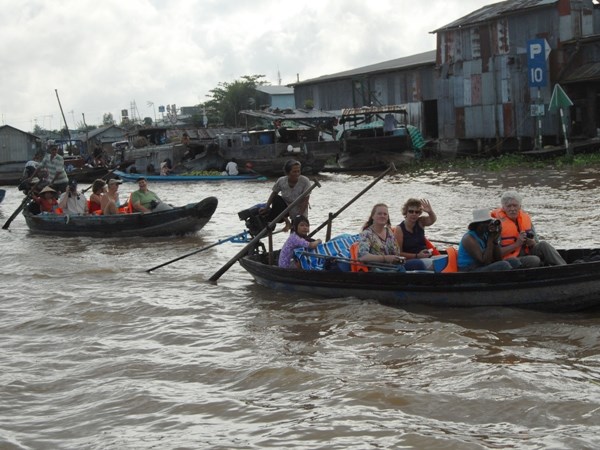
[548,83,573,111]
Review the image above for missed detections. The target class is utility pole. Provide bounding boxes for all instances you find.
[55,89,72,152]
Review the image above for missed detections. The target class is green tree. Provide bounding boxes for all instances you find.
[203,74,268,127]
[103,113,115,126]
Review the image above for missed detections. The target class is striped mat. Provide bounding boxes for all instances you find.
[294,234,359,270]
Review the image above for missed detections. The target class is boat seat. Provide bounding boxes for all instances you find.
[442,246,458,273]
[294,234,359,271]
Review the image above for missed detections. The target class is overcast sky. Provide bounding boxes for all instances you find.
[1,0,495,132]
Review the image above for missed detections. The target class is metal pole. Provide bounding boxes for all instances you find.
[55,89,72,152]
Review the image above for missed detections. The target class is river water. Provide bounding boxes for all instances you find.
[1,166,599,449]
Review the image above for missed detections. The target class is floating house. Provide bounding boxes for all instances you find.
[292,0,600,155]
[0,125,41,172]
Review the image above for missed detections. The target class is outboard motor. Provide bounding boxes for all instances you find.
[238,203,269,237]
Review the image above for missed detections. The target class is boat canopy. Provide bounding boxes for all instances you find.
[239,108,337,122]
[340,104,407,118]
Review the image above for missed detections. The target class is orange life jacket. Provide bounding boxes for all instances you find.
[491,208,533,259]
[442,246,458,273]
[349,241,369,272]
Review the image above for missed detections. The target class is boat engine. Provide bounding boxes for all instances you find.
[238,204,269,237]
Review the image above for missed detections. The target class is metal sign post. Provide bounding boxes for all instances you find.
[527,39,550,149]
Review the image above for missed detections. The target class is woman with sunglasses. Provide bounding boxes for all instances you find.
[394,198,437,270]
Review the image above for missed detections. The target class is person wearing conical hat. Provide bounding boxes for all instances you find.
[31,186,58,214]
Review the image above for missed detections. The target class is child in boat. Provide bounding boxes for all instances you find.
[278,215,322,269]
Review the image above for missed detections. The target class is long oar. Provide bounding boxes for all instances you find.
[209,179,322,282]
[308,162,396,240]
[81,166,120,194]
[147,230,250,273]
[429,239,460,246]
[2,181,41,230]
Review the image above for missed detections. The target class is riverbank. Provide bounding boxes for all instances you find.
[403,151,600,174]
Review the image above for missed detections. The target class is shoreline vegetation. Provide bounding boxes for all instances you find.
[404,151,600,173]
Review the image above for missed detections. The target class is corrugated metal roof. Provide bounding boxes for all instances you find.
[292,49,436,86]
[256,85,294,95]
[561,62,600,83]
[432,0,558,32]
[239,108,337,121]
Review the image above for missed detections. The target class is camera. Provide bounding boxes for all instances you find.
[526,231,535,239]
[489,219,501,231]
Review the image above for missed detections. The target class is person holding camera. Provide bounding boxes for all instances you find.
[457,209,520,272]
[491,191,566,266]
[57,179,88,215]
[130,177,172,213]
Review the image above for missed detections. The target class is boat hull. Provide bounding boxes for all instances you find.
[22,196,218,237]
[113,170,266,182]
[239,249,600,312]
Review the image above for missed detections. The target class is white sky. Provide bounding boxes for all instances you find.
[1,0,496,132]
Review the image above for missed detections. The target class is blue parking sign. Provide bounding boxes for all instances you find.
[528,39,549,88]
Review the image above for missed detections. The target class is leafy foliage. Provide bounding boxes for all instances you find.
[202,75,268,127]
[103,113,115,126]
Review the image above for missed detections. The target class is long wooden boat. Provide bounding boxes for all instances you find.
[22,196,218,237]
[0,165,111,186]
[239,248,600,312]
[209,109,339,176]
[336,105,421,169]
[112,170,267,182]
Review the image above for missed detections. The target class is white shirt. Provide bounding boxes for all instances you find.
[225,161,238,176]
[58,191,88,215]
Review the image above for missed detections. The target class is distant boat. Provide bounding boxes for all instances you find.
[336,105,425,169]
[113,170,267,182]
[208,109,339,176]
[22,196,218,237]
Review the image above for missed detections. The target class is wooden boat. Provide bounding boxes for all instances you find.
[0,165,110,186]
[336,105,422,169]
[22,196,218,237]
[112,170,267,182]
[209,109,340,176]
[239,248,600,312]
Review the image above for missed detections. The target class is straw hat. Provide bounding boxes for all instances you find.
[39,186,56,194]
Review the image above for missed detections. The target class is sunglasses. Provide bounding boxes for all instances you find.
[407,209,422,214]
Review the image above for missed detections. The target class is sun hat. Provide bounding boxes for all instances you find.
[469,209,493,227]
[107,178,122,185]
[39,186,56,194]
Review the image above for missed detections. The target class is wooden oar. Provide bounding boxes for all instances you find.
[209,179,322,282]
[309,162,396,240]
[429,239,460,246]
[2,182,41,230]
[147,230,250,273]
[81,166,120,193]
